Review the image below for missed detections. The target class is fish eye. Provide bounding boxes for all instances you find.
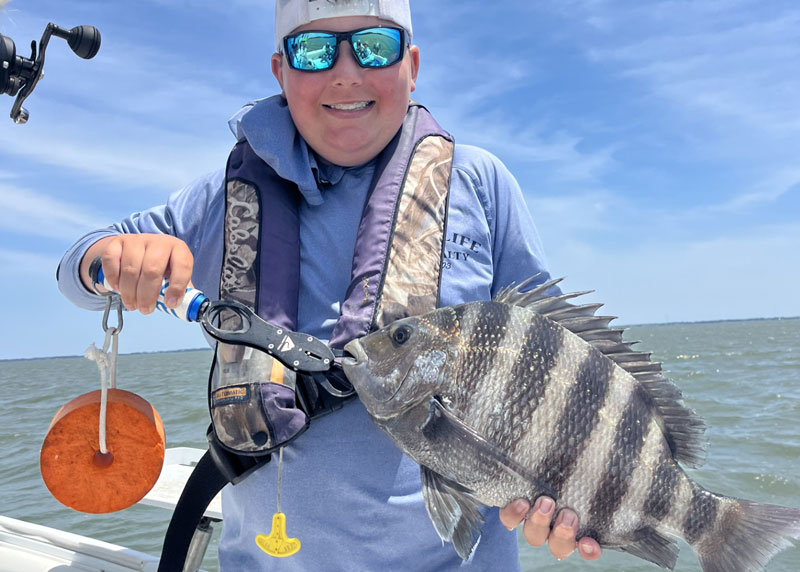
[392,325,412,346]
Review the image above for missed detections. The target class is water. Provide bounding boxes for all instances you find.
[1,319,799,571]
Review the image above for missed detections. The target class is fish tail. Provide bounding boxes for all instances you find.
[690,496,800,572]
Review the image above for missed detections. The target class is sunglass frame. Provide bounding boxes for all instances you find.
[282,26,407,72]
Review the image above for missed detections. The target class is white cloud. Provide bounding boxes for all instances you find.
[414,8,616,185]
[0,247,59,276]
[546,222,800,325]
[527,189,628,234]
[581,4,800,137]
[0,184,107,240]
[0,99,232,193]
[0,14,272,194]
[711,168,800,212]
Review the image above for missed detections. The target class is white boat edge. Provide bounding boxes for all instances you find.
[0,447,221,572]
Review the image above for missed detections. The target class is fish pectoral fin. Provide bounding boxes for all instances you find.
[614,526,679,570]
[421,397,557,500]
[420,465,483,560]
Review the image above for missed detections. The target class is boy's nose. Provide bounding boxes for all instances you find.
[330,42,363,86]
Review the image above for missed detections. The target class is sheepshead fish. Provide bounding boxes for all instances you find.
[342,277,800,571]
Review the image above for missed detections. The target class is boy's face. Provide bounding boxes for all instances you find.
[271,16,420,167]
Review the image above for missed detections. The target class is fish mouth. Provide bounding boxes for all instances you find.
[342,339,405,406]
[342,339,366,366]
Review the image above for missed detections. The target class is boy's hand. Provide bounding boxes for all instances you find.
[500,497,602,561]
[80,234,194,314]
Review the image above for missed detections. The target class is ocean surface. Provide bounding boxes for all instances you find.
[1,318,798,571]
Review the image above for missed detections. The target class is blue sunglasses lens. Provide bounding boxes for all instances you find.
[351,27,403,68]
[285,32,338,71]
[284,27,404,71]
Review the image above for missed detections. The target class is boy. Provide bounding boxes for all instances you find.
[58,1,602,569]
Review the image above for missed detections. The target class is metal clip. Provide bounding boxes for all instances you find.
[101,294,124,336]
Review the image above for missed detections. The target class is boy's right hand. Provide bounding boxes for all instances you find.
[80,234,194,315]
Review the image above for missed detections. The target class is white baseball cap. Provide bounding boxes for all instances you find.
[274,0,413,50]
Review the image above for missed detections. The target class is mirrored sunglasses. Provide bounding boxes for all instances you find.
[283,26,406,72]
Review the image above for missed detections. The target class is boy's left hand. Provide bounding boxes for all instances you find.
[500,497,602,561]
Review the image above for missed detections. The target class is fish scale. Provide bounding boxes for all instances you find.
[607,417,667,536]
[342,276,800,570]
[540,339,616,496]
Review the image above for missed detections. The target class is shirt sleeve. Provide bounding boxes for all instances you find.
[56,169,225,310]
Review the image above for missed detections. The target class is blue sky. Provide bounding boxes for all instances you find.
[1,0,799,359]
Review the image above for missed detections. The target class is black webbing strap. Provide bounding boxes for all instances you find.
[157,432,268,572]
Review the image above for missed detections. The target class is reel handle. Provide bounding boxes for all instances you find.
[51,24,102,60]
[1,23,101,123]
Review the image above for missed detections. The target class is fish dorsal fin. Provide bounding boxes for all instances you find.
[495,275,707,468]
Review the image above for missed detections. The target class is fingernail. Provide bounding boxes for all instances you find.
[537,497,554,514]
[559,511,576,527]
[166,294,179,308]
[505,500,529,530]
[514,499,529,513]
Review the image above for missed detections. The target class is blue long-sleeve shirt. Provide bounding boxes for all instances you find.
[58,96,553,571]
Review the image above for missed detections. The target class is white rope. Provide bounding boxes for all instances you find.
[85,342,109,454]
[84,296,122,455]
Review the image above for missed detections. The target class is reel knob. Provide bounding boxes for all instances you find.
[13,105,28,124]
[66,25,101,59]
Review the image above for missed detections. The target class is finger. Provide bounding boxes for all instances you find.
[137,242,171,315]
[521,496,555,548]
[116,239,146,311]
[499,499,530,530]
[164,244,194,309]
[547,508,578,560]
[99,237,124,292]
[578,537,602,561]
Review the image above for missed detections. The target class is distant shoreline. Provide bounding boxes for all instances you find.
[2,315,798,362]
[1,346,213,363]
[622,314,800,328]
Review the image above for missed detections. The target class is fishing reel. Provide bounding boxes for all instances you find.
[0,22,101,123]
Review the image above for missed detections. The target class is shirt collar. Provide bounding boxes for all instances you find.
[229,95,325,205]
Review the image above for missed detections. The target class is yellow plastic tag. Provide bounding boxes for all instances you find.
[255,512,301,558]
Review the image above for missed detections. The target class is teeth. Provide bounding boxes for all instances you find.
[327,101,371,111]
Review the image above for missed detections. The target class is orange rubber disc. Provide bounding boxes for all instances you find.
[40,389,165,514]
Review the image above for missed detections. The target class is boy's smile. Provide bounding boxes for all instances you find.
[324,101,374,112]
[272,16,419,167]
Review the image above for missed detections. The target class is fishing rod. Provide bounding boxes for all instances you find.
[1,22,101,123]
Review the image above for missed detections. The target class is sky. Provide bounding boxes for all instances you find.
[1,0,799,360]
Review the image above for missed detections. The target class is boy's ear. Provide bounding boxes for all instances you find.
[409,45,420,93]
[271,53,285,94]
